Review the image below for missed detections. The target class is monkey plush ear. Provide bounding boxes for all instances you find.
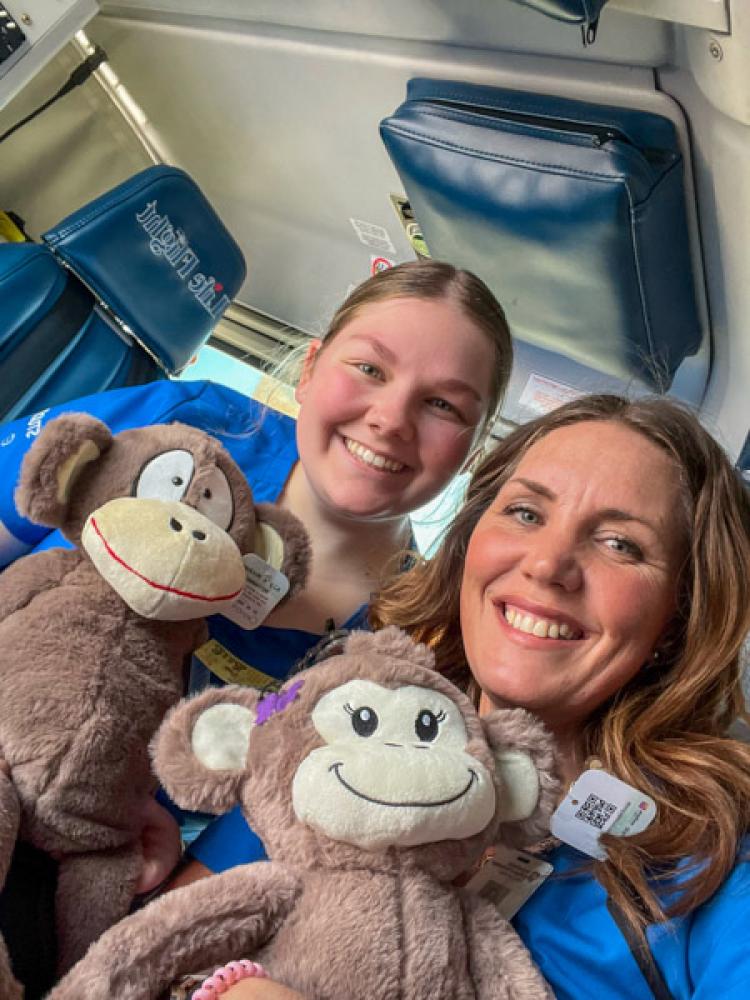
[151,686,261,815]
[15,414,113,527]
[482,708,560,847]
[252,503,311,598]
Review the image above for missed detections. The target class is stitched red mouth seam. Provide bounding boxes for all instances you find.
[89,516,242,602]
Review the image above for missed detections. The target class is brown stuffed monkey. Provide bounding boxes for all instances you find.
[50,627,558,1000]
[0,414,310,976]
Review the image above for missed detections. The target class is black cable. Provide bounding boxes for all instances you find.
[0,44,109,145]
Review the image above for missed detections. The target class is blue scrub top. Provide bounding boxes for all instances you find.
[513,843,750,1000]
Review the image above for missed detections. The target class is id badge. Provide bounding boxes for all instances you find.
[464,845,553,920]
[550,768,656,860]
[220,553,289,629]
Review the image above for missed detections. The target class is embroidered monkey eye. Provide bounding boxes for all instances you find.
[344,703,378,738]
[135,450,194,502]
[415,709,445,742]
[195,467,233,531]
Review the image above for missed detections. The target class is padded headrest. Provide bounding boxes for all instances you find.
[42,166,246,374]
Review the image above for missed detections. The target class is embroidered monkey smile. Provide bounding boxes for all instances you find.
[89,516,243,602]
[329,761,478,808]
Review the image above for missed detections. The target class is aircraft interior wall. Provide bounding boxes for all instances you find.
[0,1,748,458]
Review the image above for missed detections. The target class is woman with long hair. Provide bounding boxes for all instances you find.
[372,393,750,998]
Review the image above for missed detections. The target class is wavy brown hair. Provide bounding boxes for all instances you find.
[371,394,750,934]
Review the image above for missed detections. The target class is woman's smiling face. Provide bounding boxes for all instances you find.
[459,420,687,730]
[294,295,494,522]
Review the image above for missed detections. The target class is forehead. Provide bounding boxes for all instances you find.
[338,297,490,353]
[512,420,683,516]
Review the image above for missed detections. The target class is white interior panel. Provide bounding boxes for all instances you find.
[0,2,746,453]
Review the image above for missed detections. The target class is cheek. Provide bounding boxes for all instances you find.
[597,572,674,649]
[298,369,361,433]
[418,422,475,478]
[462,523,508,589]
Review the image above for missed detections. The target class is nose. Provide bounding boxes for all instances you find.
[169,513,208,541]
[519,526,582,592]
[367,387,415,442]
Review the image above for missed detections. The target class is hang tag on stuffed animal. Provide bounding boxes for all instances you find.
[464,845,553,920]
[550,768,656,860]
[221,553,290,629]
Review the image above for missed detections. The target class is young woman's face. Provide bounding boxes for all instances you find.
[294,296,495,521]
[459,421,686,730]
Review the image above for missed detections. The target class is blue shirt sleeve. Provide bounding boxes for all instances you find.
[188,805,268,868]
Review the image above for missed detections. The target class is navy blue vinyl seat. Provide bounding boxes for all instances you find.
[0,165,246,424]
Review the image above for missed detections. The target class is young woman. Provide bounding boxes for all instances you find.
[371,394,750,1000]
[0,261,513,936]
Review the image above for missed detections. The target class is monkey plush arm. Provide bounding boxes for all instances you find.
[49,862,303,1000]
[0,548,79,621]
[461,894,554,1000]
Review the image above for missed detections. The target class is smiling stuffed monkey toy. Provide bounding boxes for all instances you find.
[51,626,558,1000]
[0,414,309,978]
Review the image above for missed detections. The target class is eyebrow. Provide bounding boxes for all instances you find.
[347,334,484,402]
[509,478,660,532]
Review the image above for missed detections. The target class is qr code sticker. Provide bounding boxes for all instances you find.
[574,793,617,830]
[479,881,510,907]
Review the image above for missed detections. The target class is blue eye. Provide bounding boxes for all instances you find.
[506,504,540,525]
[356,362,383,379]
[603,535,642,559]
[428,398,455,412]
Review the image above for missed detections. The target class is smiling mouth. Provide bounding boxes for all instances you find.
[329,762,477,808]
[343,437,407,473]
[89,517,242,603]
[502,602,584,640]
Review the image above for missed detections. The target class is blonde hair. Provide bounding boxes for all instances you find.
[371,394,750,934]
[277,260,513,439]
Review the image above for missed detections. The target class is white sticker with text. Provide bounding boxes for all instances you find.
[221,553,289,630]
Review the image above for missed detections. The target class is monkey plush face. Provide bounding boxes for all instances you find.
[15,415,309,621]
[154,628,559,876]
[293,679,498,848]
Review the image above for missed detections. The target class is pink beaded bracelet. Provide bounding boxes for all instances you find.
[191,960,268,999]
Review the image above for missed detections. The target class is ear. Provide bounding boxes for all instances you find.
[294,339,322,405]
[151,686,261,815]
[482,707,560,847]
[252,504,311,598]
[15,414,113,527]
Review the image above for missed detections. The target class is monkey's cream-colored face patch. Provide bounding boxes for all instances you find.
[81,497,246,620]
[292,680,496,849]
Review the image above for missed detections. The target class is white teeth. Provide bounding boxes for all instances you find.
[503,604,579,640]
[520,614,536,634]
[345,438,405,473]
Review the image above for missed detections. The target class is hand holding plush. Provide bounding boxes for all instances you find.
[0,415,309,974]
[51,627,558,1000]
